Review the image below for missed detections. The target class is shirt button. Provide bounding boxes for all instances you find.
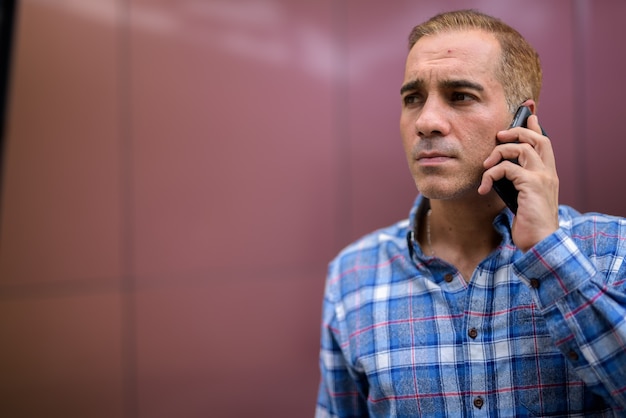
[567,350,579,361]
[530,278,540,289]
[444,273,454,283]
[468,328,478,339]
[473,397,484,409]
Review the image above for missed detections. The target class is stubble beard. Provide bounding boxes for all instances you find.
[414,168,483,201]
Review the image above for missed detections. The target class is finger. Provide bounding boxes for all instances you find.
[525,116,557,170]
[478,159,522,195]
[483,143,539,169]
[496,127,541,147]
[527,114,542,134]
[496,114,543,146]
[495,124,556,170]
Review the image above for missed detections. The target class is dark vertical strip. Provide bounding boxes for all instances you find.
[572,0,589,211]
[0,0,17,245]
[117,0,138,417]
[331,0,352,250]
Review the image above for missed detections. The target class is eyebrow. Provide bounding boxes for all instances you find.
[400,79,423,96]
[400,79,485,95]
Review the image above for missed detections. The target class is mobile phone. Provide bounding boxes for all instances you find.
[492,105,532,214]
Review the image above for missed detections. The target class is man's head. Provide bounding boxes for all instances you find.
[399,10,542,202]
[408,10,542,114]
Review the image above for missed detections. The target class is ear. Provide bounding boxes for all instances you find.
[521,99,536,114]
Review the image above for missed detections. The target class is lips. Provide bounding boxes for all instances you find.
[415,151,453,164]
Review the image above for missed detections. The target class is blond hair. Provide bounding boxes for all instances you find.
[408,10,542,113]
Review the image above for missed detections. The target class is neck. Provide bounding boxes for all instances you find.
[421,197,504,279]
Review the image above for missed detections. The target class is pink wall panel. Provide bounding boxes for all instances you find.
[1,1,625,417]
[0,1,123,285]
[129,1,338,279]
[0,292,125,417]
[127,1,334,417]
[136,272,322,417]
[579,1,626,216]
[0,2,127,417]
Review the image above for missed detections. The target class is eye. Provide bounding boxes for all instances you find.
[403,93,423,107]
[450,92,475,102]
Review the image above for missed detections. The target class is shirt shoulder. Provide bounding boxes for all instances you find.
[325,218,416,302]
[335,218,411,260]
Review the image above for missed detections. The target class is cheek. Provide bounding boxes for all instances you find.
[469,143,494,166]
[399,115,413,136]
[471,137,495,156]
[399,120,415,154]
[465,126,498,158]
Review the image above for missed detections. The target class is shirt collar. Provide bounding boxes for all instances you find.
[406,194,516,261]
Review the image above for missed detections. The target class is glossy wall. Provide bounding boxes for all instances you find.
[1,1,624,417]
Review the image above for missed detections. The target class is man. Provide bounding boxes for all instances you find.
[316,10,626,417]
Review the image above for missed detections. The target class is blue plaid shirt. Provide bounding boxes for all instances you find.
[316,195,626,417]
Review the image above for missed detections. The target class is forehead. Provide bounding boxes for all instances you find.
[404,29,502,86]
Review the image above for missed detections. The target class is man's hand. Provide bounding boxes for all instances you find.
[478,114,559,252]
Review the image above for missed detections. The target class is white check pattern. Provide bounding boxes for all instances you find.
[316,195,626,417]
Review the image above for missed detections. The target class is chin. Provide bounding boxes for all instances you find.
[416,186,454,200]
[416,180,479,201]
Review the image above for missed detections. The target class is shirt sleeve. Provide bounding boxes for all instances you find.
[316,293,369,417]
[513,227,626,412]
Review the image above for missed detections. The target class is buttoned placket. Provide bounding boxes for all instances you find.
[465,271,490,416]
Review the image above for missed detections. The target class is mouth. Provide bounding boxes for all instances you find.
[415,152,454,165]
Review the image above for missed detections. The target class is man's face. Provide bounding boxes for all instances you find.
[399,29,512,201]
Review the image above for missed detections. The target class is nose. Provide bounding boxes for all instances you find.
[415,97,450,138]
